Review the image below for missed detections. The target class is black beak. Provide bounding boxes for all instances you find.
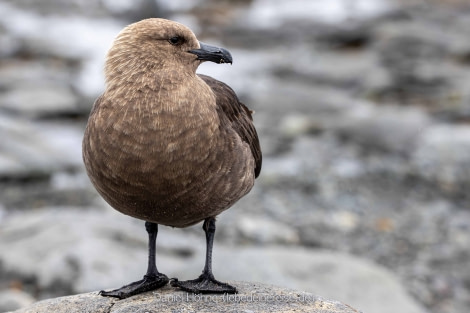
[189,42,233,64]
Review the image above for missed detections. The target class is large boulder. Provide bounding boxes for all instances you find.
[10,281,360,313]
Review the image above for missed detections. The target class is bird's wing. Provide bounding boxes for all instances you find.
[199,74,262,178]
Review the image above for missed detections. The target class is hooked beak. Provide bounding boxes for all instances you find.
[189,42,233,64]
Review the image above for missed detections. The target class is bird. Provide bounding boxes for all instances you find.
[82,18,262,299]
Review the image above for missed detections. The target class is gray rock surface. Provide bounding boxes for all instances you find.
[0,208,426,313]
[0,115,84,178]
[0,84,77,117]
[412,125,470,190]
[10,282,360,313]
[0,290,35,313]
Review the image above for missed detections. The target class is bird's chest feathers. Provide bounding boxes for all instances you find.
[101,81,220,171]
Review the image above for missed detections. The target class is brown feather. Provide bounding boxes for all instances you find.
[82,18,261,228]
[198,74,262,178]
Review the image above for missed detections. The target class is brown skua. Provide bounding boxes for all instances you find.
[82,18,261,299]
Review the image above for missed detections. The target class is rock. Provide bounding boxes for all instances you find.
[374,4,470,60]
[10,282,360,313]
[0,84,78,117]
[9,292,112,313]
[0,208,425,313]
[0,30,19,58]
[411,125,470,191]
[370,5,470,110]
[279,114,319,138]
[233,215,300,244]
[0,115,84,178]
[272,49,387,92]
[6,0,160,20]
[333,103,431,155]
[0,59,86,118]
[0,3,120,60]
[0,60,72,90]
[212,247,427,313]
[0,207,155,298]
[0,290,35,313]
[0,2,123,98]
[242,0,394,29]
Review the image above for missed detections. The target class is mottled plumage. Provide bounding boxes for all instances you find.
[82,18,261,298]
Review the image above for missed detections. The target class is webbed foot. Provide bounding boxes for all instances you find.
[170,272,236,294]
[100,273,169,299]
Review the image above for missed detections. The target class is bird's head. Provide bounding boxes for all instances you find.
[105,18,232,84]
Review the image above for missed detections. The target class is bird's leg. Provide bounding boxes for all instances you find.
[170,217,237,294]
[100,222,169,299]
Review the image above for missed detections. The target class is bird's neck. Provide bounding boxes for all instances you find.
[103,71,218,122]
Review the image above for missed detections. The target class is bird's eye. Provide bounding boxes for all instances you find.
[169,36,183,46]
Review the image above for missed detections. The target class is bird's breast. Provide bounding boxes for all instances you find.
[83,79,254,226]
[87,81,222,188]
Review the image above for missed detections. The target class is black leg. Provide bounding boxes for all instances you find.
[100,222,169,299]
[170,217,237,294]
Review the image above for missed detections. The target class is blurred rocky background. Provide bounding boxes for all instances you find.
[1,0,469,312]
